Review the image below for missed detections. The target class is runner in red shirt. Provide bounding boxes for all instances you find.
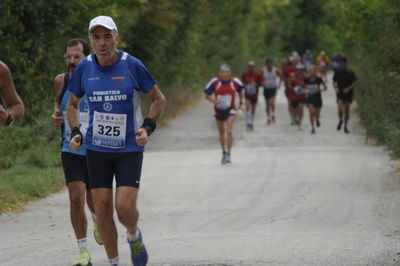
[241,60,262,131]
[283,56,297,125]
[204,64,244,165]
[287,63,307,131]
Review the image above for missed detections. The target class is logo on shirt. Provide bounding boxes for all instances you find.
[88,77,100,81]
[111,76,125,86]
[103,102,113,111]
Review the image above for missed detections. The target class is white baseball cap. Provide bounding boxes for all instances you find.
[248,60,256,66]
[89,16,118,33]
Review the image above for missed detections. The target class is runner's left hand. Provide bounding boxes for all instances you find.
[136,128,149,146]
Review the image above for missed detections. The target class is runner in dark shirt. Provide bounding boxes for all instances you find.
[333,57,357,133]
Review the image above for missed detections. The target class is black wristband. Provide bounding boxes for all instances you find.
[141,117,156,136]
[70,126,83,144]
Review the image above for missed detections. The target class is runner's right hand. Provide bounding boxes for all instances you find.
[51,109,63,128]
[69,135,81,152]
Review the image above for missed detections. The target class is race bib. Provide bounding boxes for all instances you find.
[216,95,232,109]
[92,111,127,149]
[319,61,327,67]
[63,111,89,140]
[245,84,257,95]
[294,86,304,95]
[307,84,319,94]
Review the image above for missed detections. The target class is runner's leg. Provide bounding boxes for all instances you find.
[115,187,139,235]
[251,102,257,125]
[337,99,344,130]
[226,116,235,153]
[344,102,351,132]
[91,188,118,259]
[216,120,226,152]
[245,99,251,127]
[67,181,88,240]
[271,95,276,121]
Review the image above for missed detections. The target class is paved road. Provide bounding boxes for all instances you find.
[1,74,400,265]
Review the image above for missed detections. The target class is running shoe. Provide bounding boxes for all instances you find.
[225,153,232,164]
[311,128,316,134]
[290,118,296,126]
[246,124,252,131]
[221,152,228,165]
[128,229,148,266]
[344,127,350,134]
[337,120,342,131]
[250,124,254,131]
[93,222,103,246]
[272,116,276,123]
[316,120,320,127]
[297,124,305,131]
[72,248,92,266]
[266,119,272,125]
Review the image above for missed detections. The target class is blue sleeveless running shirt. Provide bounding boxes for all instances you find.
[67,50,156,153]
[60,77,89,156]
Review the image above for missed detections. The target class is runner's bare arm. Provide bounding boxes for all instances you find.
[205,94,218,106]
[0,62,25,125]
[67,92,81,129]
[50,74,64,128]
[239,89,245,108]
[136,85,166,145]
[145,85,166,122]
[321,80,328,91]
[67,92,82,151]
[344,81,357,93]
[276,69,283,88]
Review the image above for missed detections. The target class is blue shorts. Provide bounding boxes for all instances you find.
[86,150,143,189]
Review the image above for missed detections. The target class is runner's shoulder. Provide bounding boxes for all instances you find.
[232,77,243,86]
[54,73,65,83]
[205,77,220,87]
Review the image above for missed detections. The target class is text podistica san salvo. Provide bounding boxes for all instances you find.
[89,90,127,102]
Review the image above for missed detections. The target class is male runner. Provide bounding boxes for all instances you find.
[288,64,306,131]
[262,58,282,125]
[51,38,103,266]
[241,60,262,131]
[331,52,342,73]
[304,65,327,134]
[67,16,166,266]
[302,49,314,71]
[333,57,357,133]
[204,64,244,165]
[283,56,297,125]
[0,61,24,125]
[317,51,329,82]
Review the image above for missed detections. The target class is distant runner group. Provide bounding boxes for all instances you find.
[204,50,357,164]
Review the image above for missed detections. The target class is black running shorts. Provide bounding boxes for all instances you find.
[246,96,258,105]
[336,91,353,103]
[291,99,305,108]
[86,150,143,189]
[263,88,277,99]
[215,108,235,122]
[61,152,90,187]
[307,94,323,108]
